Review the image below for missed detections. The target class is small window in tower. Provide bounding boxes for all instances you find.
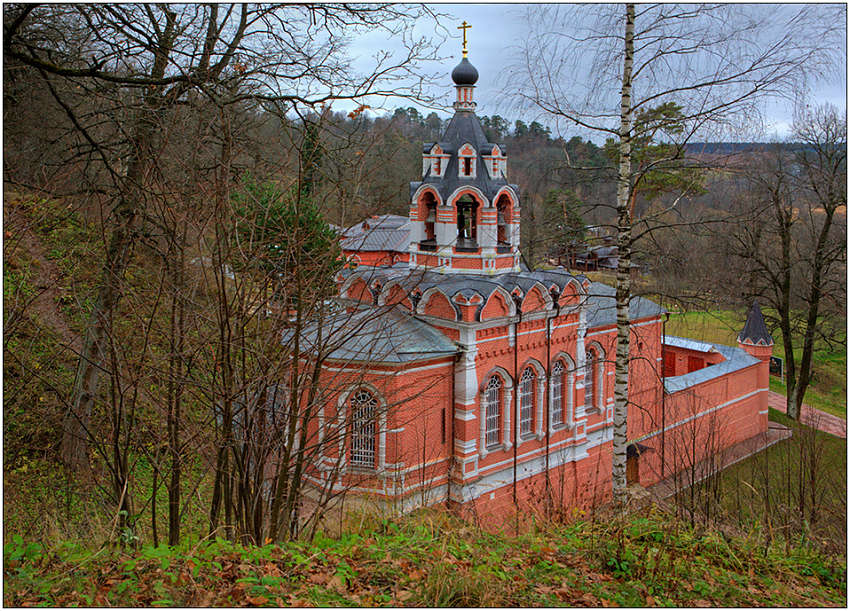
[435,158,441,174]
[492,159,499,175]
[463,157,472,176]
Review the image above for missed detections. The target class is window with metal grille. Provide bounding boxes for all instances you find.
[551,361,564,425]
[585,349,597,410]
[484,375,502,448]
[520,368,535,436]
[350,390,376,468]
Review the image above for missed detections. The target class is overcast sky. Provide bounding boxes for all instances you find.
[344,3,846,143]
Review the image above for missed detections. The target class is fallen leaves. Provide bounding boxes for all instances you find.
[4,513,847,609]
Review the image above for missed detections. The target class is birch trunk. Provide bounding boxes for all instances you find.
[612,3,635,506]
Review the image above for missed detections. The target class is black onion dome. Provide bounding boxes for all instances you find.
[451,57,478,85]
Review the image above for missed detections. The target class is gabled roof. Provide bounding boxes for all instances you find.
[737,300,774,346]
[480,143,505,155]
[423,142,453,154]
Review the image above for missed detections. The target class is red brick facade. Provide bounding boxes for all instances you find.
[304,52,771,524]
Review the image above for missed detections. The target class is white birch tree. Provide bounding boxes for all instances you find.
[509,3,843,504]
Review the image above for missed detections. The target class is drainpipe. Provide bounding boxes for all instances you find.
[661,311,669,480]
[545,301,555,514]
[511,294,523,521]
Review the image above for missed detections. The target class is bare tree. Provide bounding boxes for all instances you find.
[509,3,842,503]
[4,3,444,468]
[729,105,846,419]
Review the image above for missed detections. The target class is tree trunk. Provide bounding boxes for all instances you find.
[790,206,836,417]
[61,9,177,467]
[611,3,635,506]
[167,235,186,546]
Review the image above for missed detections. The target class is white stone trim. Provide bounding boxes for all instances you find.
[454,438,477,453]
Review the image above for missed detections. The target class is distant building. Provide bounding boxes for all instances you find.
[339,214,411,267]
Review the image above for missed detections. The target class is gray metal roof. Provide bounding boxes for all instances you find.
[286,306,459,365]
[664,342,760,394]
[584,282,666,328]
[342,265,585,304]
[340,215,411,253]
[340,268,665,327]
[663,335,718,354]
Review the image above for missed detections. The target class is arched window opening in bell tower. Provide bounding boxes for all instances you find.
[456,194,479,251]
[496,194,511,252]
[462,156,472,176]
[420,191,438,249]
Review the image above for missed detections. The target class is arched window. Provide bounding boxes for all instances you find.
[421,191,437,243]
[496,194,511,245]
[519,367,535,437]
[456,194,479,249]
[551,360,565,426]
[484,375,502,448]
[585,348,600,411]
[349,389,377,468]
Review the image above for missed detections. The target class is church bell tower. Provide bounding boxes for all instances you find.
[408,23,522,275]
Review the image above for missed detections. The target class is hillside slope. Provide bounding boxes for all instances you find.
[4,507,846,607]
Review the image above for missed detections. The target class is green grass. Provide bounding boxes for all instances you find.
[666,310,846,419]
[3,507,846,607]
[686,408,846,557]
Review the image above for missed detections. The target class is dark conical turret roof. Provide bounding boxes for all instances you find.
[451,57,479,85]
[410,109,517,203]
[738,300,774,346]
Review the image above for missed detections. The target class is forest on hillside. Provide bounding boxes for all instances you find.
[2,6,846,595]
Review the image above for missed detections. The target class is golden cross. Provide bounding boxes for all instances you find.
[458,20,471,57]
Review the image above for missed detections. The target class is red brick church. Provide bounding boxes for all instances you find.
[298,41,773,521]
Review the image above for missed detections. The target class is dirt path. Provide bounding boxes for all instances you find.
[767,390,846,438]
[5,203,82,355]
